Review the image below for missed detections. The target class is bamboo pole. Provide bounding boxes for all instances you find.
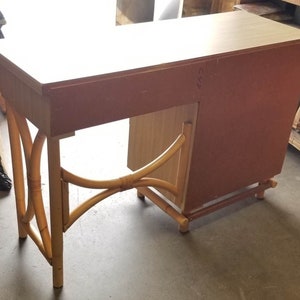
[6,104,27,238]
[47,137,64,288]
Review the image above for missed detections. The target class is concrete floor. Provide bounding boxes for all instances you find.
[0,113,300,300]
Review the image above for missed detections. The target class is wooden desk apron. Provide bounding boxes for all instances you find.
[0,11,300,288]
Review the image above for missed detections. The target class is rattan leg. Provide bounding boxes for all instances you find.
[47,137,64,288]
[6,104,27,238]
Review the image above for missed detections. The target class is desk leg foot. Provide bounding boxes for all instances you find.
[255,179,277,200]
[137,190,145,200]
[53,276,63,289]
[178,220,189,233]
[256,191,265,200]
[17,222,28,239]
[256,194,265,200]
[52,260,64,288]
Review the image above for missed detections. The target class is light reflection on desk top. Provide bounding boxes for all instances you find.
[1,0,118,37]
[0,2,300,86]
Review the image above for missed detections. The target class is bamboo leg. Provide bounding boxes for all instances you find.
[6,104,27,238]
[175,123,192,207]
[47,137,64,288]
[175,123,193,233]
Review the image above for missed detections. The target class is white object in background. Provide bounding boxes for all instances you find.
[1,0,117,40]
[154,0,184,21]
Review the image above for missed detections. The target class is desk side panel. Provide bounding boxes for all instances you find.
[185,43,300,213]
[0,60,51,135]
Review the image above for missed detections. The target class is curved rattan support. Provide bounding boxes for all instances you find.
[28,131,52,258]
[64,177,178,230]
[13,112,36,223]
[6,104,52,260]
[7,99,193,269]
[62,125,191,231]
[6,104,27,238]
[62,133,185,189]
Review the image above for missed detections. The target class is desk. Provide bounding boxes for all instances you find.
[1,5,300,287]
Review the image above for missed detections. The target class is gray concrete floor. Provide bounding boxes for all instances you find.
[0,114,300,300]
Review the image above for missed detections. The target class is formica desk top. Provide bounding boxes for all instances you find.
[1,4,300,137]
